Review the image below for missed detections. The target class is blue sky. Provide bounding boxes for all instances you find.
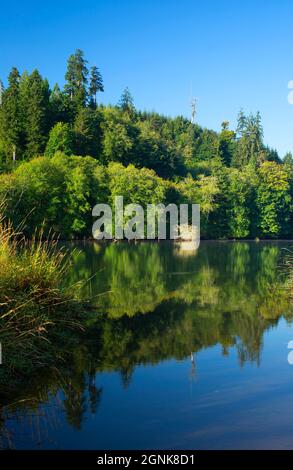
[1,0,293,156]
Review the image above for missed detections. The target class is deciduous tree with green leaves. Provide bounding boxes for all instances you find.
[256,161,292,238]
[45,122,74,157]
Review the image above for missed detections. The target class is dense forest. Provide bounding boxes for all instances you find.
[0,49,292,239]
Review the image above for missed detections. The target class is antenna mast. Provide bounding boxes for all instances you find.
[190,97,197,124]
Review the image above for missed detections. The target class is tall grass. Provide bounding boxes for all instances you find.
[0,210,83,385]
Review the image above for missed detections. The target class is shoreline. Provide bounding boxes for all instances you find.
[61,238,293,243]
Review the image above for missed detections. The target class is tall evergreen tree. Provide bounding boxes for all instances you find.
[118,87,135,114]
[233,110,264,167]
[245,112,263,166]
[74,107,102,158]
[284,152,293,165]
[64,49,88,108]
[20,70,50,158]
[236,109,247,137]
[0,67,23,161]
[49,83,72,125]
[89,66,104,107]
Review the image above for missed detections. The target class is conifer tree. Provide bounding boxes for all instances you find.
[118,87,134,114]
[20,70,50,158]
[49,83,71,124]
[64,49,88,108]
[89,66,104,107]
[284,152,293,165]
[0,67,23,161]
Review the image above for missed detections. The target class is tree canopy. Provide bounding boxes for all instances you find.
[0,50,292,239]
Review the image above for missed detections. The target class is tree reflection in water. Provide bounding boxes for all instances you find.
[0,241,292,447]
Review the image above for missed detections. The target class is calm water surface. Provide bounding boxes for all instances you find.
[1,241,293,449]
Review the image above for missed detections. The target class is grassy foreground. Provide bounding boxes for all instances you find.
[0,213,85,389]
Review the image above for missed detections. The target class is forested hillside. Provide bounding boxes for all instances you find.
[0,49,292,239]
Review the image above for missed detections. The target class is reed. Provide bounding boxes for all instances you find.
[0,207,83,383]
